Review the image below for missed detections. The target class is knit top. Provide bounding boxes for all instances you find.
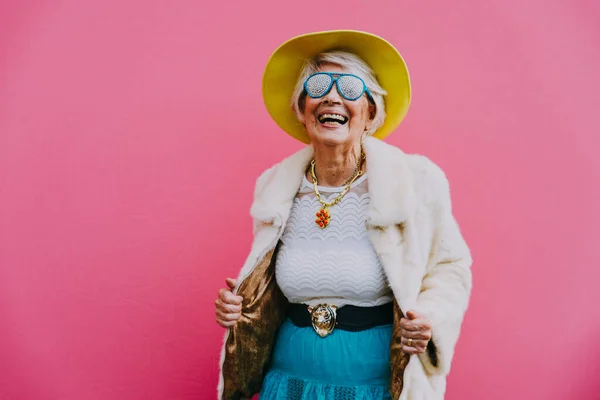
[275,173,393,307]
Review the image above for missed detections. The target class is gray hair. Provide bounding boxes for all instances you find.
[290,51,387,136]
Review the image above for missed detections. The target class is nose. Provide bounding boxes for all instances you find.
[321,83,343,104]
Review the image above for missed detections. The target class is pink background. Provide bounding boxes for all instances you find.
[1,1,599,399]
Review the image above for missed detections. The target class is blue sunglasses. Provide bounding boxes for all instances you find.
[303,72,374,102]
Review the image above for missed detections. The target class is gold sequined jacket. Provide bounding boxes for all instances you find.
[217,136,473,400]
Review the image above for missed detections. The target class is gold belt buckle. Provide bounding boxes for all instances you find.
[307,304,338,338]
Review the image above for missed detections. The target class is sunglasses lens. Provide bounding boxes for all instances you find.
[337,75,365,100]
[305,74,333,97]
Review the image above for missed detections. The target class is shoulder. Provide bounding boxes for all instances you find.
[367,138,451,208]
[405,154,450,194]
[250,146,314,226]
[252,145,313,196]
[253,164,278,199]
[405,153,452,212]
[368,137,449,188]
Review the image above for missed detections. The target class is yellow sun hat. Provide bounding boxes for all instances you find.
[262,30,411,144]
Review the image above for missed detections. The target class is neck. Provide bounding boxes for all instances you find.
[311,141,364,187]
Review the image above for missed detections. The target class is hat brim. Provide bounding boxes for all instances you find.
[262,30,411,144]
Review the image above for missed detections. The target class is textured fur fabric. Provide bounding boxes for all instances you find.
[217,136,473,400]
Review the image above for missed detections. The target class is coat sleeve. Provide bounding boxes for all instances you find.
[414,163,473,376]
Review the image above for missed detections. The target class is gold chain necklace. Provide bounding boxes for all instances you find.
[310,152,365,229]
[340,155,363,186]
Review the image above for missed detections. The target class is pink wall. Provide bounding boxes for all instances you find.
[1,1,599,399]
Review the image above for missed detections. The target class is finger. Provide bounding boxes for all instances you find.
[400,318,414,330]
[400,318,422,331]
[218,288,243,305]
[401,338,429,354]
[399,318,412,330]
[216,307,241,320]
[401,344,419,354]
[216,314,241,325]
[216,318,238,328]
[216,309,242,322]
[401,329,432,341]
[215,299,242,314]
[400,318,432,331]
[401,336,429,348]
[402,345,426,355]
[225,278,237,290]
[406,310,425,320]
[215,298,242,313]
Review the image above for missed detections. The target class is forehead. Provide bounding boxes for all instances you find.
[316,63,346,73]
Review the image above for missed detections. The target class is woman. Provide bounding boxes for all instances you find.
[214,30,472,400]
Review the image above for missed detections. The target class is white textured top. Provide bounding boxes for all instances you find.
[275,173,393,307]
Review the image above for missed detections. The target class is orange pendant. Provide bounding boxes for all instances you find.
[315,208,331,229]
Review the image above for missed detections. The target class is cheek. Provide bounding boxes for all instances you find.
[349,104,371,124]
[303,113,318,127]
[301,101,319,123]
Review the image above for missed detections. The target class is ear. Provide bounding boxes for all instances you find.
[297,100,307,125]
[369,103,376,121]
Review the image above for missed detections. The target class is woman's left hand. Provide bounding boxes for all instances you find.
[400,310,433,355]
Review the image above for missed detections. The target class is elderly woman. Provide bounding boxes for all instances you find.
[214,30,472,400]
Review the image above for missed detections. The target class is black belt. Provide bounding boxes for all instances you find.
[288,302,393,337]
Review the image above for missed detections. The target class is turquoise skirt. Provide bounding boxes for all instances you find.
[259,317,393,400]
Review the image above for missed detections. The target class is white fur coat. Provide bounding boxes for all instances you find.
[218,136,473,400]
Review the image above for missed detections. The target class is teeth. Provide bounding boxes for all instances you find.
[319,113,348,123]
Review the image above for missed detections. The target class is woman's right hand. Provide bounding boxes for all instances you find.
[215,278,243,328]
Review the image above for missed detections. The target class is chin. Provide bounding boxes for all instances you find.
[310,128,355,146]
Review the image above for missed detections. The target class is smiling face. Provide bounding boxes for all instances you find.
[300,64,375,148]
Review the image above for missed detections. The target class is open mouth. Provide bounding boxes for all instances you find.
[318,113,349,125]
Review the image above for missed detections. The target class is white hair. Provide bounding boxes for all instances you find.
[290,51,387,136]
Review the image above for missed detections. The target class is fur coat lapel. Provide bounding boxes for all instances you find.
[249,135,416,227]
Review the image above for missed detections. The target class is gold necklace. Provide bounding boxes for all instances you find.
[310,152,365,229]
[340,155,363,186]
